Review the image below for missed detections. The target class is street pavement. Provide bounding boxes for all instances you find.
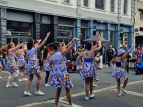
[0,67,143,107]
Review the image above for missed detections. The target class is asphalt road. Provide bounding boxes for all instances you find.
[0,67,143,107]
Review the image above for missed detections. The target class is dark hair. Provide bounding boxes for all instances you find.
[43,48,48,60]
[6,43,11,57]
[86,42,92,50]
[27,39,36,50]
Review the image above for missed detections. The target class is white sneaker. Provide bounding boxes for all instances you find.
[84,96,89,100]
[23,78,28,81]
[93,84,97,87]
[6,84,11,88]
[121,88,126,93]
[45,84,50,87]
[24,91,32,96]
[89,94,95,99]
[68,105,73,107]
[35,90,44,95]
[83,85,85,87]
[18,79,23,82]
[11,82,19,87]
[0,76,2,79]
[107,67,109,68]
[118,94,122,97]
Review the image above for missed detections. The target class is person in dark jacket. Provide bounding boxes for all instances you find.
[107,46,114,68]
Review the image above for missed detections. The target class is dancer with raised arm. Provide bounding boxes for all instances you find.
[24,32,50,96]
[0,46,5,78]
[6,42,27,88]
[41,43,54,87]
[77,40,102,100]
[16,45,28,82]
[49,38,79,107]
[110,43,135,96]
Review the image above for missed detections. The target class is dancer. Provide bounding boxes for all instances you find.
[77,40,101,100]
[6,42,27,88]
[49,38,79,107]
[16,45,28,82]
[24,32,50,96]
[42,44,54,87]
[110,43,136,97]
[0,46,5,78]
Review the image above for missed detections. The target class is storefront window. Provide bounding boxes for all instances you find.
[110,31,114,46]
[58,26,73,37]
[96,30,104,38]
[120,33,128,47]
[40,15,51,24]
[81,28,86,44]
[7,21,32,36]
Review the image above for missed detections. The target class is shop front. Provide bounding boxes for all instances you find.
[4,10,33,45]
[57,17,75,45]
[6,20,33,45]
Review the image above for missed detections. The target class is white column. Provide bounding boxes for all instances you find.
[114,0,118,13]
[81,0,83,6]
[104,0,110,11]
[88,0,95,9]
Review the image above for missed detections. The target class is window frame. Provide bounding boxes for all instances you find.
[95,0,104,10]
[110,0,114,12]
[124,0,127,14]
[63,0,70,3]
[83,0,88,7]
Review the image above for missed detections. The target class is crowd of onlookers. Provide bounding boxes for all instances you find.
[1,42,143,75]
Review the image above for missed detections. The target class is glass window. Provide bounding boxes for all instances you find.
[124,0,127,14]
[58,26,73,37]
[110,31,114,46]
[95,0,104,10]
[40,15,51,24]
[111,0,114,12]
[63,0,69,3]
[7,38,11,44]
[7,21,32,36]
[84,0,88,7]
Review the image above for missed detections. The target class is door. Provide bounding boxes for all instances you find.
[12,38,18,46]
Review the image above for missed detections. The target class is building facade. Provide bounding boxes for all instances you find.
[0,0,134,49]
[134,0,143,47]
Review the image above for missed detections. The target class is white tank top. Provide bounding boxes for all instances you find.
[27,47,37,60]
[51,52,66,68]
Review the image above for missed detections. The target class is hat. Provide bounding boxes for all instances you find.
[117,49,126,56]
[109,46,112,48]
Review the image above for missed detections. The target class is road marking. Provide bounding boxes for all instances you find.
[16,80,143,107]
[108,88,143,97]
[59,100,82,107]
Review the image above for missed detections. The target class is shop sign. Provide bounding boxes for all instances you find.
[120,29,123,33]
[4,31,11,37]
[93,24,96,31]
[36,39,41,43]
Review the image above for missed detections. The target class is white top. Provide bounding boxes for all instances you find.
[51,52,66,68]
[27,47,37,60]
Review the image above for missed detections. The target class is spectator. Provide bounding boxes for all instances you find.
[132,49,138,58]
[124,54,131,73]
[71,53,76,62]
[71,61,76,71]
[137,45,141,51]
[122,44,128,51]
[115,47,118,57]
[107,46,114,68]
[80,44,84,52]
[141,50,143,58]
[138,50,141,54]
[136,59,143,75]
